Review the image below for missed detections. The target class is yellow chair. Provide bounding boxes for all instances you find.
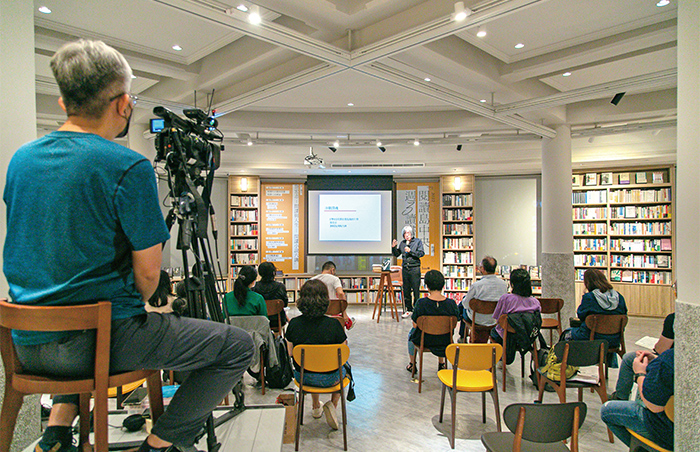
[292,344,351,451]
[627,396,674,452]
[439,343,503,449]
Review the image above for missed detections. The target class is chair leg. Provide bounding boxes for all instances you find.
[439,384,446,423]
[260,346,266,396]
[93,389,109,452]
[295,391,303,451]
[450,386,457,449]
[339,389,348,451]
[146,372,164,424]
[79,393,91,449]
[417,350,424,393]
[490,388,502,432]
[481,392,486,424]
[536,374,546,402]
[411,349,417,379]
[0,384,24,452]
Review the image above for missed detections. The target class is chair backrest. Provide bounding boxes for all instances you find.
[552,340,608,367]
[537,298,564,315]
[326,299,348,317]
[265,299,284,316]
[585,314,628,336]
[292,344,350,373]
[469,298,497,316]
[416,315,458,336]
[665,395,674,422]
[0,299,111,380]
[497,314,515,333]
[445,343,503,371]
[503,402,587,443]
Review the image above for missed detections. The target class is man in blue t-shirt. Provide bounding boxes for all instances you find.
[3,40,253,452]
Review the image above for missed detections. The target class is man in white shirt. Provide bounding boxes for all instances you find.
[460,256,507,342]
[311,261,354,329]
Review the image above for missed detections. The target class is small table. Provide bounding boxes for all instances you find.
[372,270,399,323]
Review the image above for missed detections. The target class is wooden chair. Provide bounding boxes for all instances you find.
[535,340,614,443]
[265,298,286,338]
[0,300,163,452]
[497,314,539,392]
[412,315,459,393]
[481,402,586,452]
[292,344,351,451]
[537,298,564,345]
[439,343,503,449]
[627,396,674,452]
[326,299,348,328]
[585,314,628,379]
[461,299,498,343]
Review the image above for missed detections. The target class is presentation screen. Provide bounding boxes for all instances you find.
[308,190,392,254]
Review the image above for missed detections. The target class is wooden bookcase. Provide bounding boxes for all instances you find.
[228,176,260,279]
[572,166,675,316]
[440,175,476,304]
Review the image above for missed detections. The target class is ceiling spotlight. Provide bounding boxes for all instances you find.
[248,5,261,24]
[587,137,595,144]
[38,6,52,14]
[304,147,325,167]
[236,4,249,12]
[563,72,572,77]
[413,139,420,146]
[329,147,337,152]
[479,99,487,103]
[656,0,670,6]
[172,45,183,51]
[247,139,253,146]
[376,140,382,147]
[476,28,487,38]
[333,141,339,147]
[611,92,626,106]
[424,77,431,82]
[514,43,525,49]
[378,147,386,153]
[347,102,354,106]
[456,144,462,151]
[452,1,471,21]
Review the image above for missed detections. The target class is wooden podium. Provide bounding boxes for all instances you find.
[372,270,399,323]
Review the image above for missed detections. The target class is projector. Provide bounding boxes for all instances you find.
[304,147,325,168]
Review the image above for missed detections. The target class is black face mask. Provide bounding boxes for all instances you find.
[116,103,133,138]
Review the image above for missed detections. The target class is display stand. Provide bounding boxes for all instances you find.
[372,270,399,323]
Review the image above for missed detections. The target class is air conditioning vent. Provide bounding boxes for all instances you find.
[330,163,425,169]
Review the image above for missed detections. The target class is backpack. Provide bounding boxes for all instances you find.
[266,336,293,389]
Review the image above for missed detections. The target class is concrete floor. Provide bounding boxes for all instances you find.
[240,304,661,452]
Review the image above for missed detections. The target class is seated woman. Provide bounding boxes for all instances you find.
[253,261,289,330]
[406,270,459,373]
[490,268,541,345]
[565,268,627,348]
[224,265,267,317]
[286,279,347,430]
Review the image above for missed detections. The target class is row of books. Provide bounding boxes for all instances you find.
[231,254,258,265]
[443,251,474,264]
[574,238,607,251]
[230,224,259,235]
[443,265,474,278]
[230,195,258,207]
[573,223,607,235]
[443,223,474,235]
[609,238,672,252]
[494,265,541,280]
[574,254,607,267]
[442,193,472,207]
[610,254,671,269]
[231,238,258,250]
[609,188,672,203]
[610,222,672,235]
[443,237,473,249]
[340,277,367,289]
[442,209,473,221]
[572,190,606,204]
[574,171,666,187]
[231,209,259,222]
[609,269,672,284]
[609,205,671,219]
[444,278,471,291]
[573,207,607,220]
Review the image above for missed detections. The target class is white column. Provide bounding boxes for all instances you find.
[675,1,700,450]
[541,125,575,329]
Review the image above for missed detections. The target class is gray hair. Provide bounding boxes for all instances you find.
[50,39,132,119]
[402,225,414,237]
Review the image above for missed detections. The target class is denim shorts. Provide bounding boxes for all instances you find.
[294,367,346,387]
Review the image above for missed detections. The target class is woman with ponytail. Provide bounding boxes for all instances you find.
[224,265,267,317]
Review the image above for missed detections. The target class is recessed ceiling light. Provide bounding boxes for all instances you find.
[413,139,420,146]
[236,4,249,12]
[333,141,339,147]
[172,45,182,51]
[563,72,571,77]
[424,77,431,82]
[480,99,487,103]
[38,6,52,14]
[476,28,487,38]
[656,0,670,6]
[347,102,354,106]
[247,140,253,146]
[514,43,525,49]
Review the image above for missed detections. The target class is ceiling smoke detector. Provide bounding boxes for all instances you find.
[304,147,325,168]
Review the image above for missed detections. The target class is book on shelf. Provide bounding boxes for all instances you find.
[572,174,581,187]
[621,270,633,282]
[600,172,613,185]
[624,206,636,218]
[652,171,664,184]
[618,173,630,185]
[657,255,669,268]
[584,173,598,186]
[635,172,648,184]
[661,238,672,251]
[610,269,622,282]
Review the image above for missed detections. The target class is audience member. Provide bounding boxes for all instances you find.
[224,265,267,317]
[406,270,459,373]
[253,261,290,329]
[392,225,425,318]
[311,261,354,330]
[286,280,348,430]
[489,268,541,346]
[459,256,507,342]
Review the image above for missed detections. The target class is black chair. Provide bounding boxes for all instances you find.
[481,402,586,452]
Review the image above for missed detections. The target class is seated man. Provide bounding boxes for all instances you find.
[612,312,674,401]
[4,39,253,452]
[601,348,674,450]
[311,261,354,330]
[459,256,507,342]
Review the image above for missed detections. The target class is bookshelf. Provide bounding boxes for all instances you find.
[440,175,476,304]
[572,166,675,317]
[228,176,260,280]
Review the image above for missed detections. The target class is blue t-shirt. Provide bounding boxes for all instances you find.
[4,131,170,345]
[642,348,674,450]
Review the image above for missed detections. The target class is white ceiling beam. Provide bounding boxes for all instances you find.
[358,62,556,138]
[495,68,677,116]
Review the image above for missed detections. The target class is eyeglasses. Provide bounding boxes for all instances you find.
[109,92,138,105]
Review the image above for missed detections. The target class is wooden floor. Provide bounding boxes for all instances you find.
[241,304,661,452]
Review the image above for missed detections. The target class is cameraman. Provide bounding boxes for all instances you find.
[4,40,253,452]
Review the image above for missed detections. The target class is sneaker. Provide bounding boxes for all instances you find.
[312,406,323,418]
[35,441,78,452]
[402,311,412,319]
[323,401,339,430]
[345,317,356,330]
